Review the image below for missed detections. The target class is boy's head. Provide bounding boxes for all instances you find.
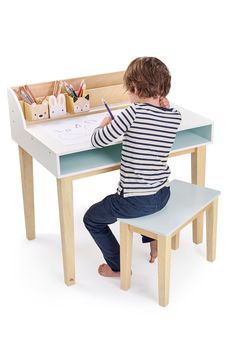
[124,57,171,100]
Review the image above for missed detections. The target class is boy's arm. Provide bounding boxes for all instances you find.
[91,105,136,148]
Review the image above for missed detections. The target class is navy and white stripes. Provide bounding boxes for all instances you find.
[91,103,181,197]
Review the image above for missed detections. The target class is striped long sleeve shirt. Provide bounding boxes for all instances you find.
[91,103,182,197]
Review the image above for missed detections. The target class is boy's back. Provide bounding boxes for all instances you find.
[91,102,181,197]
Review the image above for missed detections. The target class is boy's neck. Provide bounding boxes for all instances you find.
[140,97,160,106]
[130,94,160,107]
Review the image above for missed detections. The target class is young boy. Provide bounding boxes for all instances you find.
[83,57,182,277]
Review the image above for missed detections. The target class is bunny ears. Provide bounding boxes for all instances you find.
[48,94,66,118]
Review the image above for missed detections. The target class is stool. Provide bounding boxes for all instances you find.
[118,180,220,307]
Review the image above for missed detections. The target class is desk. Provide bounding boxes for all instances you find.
[8,71,213,285]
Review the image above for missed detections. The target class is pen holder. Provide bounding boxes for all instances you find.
[48,94,66,118]
[24,101,49,121]
[65,94,90,114]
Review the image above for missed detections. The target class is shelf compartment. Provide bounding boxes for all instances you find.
[59,124,212,177]
[59,143,122,176]
[172,124,212,151]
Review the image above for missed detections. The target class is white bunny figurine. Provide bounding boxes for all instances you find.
[49,94,66,118]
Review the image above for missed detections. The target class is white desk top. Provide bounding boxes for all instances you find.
[26,102,213,156]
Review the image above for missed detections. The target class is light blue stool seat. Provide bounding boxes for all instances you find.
[118,179,220,306]
[119,180,220,236]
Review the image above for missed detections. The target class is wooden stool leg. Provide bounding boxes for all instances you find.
[171,233,179,250]
[57,178,75,286]
[192,212,204,244]
[120,223,133,291]
[191,146,206,244]
[19,146,35,240]
[158,235,171,306]
[206,198,218,262]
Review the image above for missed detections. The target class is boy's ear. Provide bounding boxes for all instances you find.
[134,87,139,95]
[85,94,89,100]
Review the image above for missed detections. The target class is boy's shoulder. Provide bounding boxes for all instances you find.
[133,102,181,115]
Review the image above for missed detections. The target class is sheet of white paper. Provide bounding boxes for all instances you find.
[40,110,122,146]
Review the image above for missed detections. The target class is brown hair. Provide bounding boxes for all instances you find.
[123,57,171,98]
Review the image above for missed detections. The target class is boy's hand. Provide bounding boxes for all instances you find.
[159,97,170,108]
[100,116,112,127]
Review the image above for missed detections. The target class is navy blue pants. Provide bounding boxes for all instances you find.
[83,186,170,272]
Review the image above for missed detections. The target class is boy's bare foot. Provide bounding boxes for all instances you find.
[149,239,158,263]
[98,264,120,277]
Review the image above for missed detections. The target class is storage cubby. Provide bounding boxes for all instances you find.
[24,100,49,121]
[65,94,90,114]
[58,124,212,177]
[172,125,212,151]
[48,94,67,118]
[59,143,122,176]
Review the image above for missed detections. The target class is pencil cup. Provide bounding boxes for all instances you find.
[24,101,49,121]
[65,94,90,114]
[48,94,66,118]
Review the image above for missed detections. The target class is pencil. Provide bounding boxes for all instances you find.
[24,85,37,104]
[19,87,33,104]
[82,83,86,97]
[57,81,63,96]
[53,81,58,96]
[77,79,85,97]
[102,98,114,120]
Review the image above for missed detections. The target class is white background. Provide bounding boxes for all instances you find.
[0,0,234,360]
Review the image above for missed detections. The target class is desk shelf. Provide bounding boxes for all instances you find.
[60,143,122,176]
[172,124,212,152]
[58,124,212,177]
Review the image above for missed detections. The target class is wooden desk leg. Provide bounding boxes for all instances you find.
[191,145,206,244]
[57,178,75,286]
[19,146,35,240]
